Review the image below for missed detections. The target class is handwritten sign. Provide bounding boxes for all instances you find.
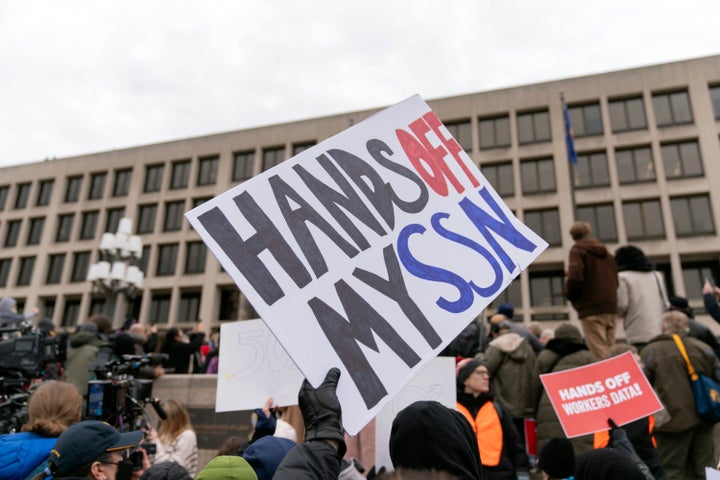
[215,319,303,411]
[186,95,548,434]
[540,351,663,437]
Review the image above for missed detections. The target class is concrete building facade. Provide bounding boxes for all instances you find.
[2,54,720,333]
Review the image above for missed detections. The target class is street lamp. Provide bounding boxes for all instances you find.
[86,218,144,325]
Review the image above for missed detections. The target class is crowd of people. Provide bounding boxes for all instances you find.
[2,219,720,480]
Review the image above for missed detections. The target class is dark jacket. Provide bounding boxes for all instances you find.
[640,333,720,432]
[456,392,528,480]
[565,237,618,317]
[242,436,296,480]
[162,332,204,374]
[535,338,597,457]
[704,292,720,323]
[274,440,342,480]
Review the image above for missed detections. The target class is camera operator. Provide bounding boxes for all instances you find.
[160,323,205,374]
[64,316,114,398]
[0,297,39,331]
[0,380,83,480]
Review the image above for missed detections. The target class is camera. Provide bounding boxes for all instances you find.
[0,321,60,381]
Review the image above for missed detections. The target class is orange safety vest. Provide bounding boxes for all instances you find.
[593,415,657,449]
[456,401,504,467]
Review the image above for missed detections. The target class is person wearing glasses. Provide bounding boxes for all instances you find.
[31,420,149,480]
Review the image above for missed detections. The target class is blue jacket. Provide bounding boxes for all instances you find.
[0,432,56,480]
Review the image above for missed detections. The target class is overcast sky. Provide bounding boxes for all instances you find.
[0,1,718,168]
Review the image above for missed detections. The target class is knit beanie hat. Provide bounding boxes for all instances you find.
[538,438,575,479]
[497,303,514,319]
[575,448,646,480]
[141,462,193,480]
[614,246,652,272]
[554,323,583,344]
[456,358,483,389]
[196,456,258,480]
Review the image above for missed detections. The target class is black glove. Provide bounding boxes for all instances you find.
[299,367,346,456]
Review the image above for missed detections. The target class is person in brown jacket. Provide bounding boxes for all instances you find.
[564,221,618,360]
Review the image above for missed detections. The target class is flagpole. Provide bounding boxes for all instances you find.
[561,92,578,220]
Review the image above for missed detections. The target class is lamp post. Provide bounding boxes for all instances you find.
[86,218,144,326]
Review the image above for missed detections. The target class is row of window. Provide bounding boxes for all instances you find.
[482,138,706,197]
[524,193,714,246]
[0,240,208,289]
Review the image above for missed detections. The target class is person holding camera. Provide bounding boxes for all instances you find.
[32,420,149,480]
[160,323,205,374]
[144,399,198,477]
[0,380,83,480]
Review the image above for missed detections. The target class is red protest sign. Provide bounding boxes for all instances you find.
[539,351,662,438]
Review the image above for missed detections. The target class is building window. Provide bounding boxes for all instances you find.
[521,158,556,194]
[219,286,240,321]
[26,217,45,245]
[524,209,561,246]
[62,299,81,327]
[529,270,566,306]
[710,85,720,120]
[70,252,90,283]
[144,164,164,192]
[46,254,66,284]
[616,146,655,184]
[262,146,286,171]
[517,110,551,145]
[178,291,201,323]
[652,90,693,127]
[193,197,211,208]
[185,241,207,274]
[56,214,74,242]
[139,245,151,274]
[113,169,132,197]
[197,156,219,186]
[444,120,472,151]
[293,142,316,155]
[170,160,191,189]
[568,103,603,137]
[104,208,124,234]
[156,243,178,276]
[489,278,522,314]
[576,203,618,243]
[671,195,715,237]
[682,260,720,302]
[609,96,647,132]
[478,115,511,150]
[150,293,171,324]
[5,220,21,247]
[233,151,255,182]
[623,199,665,240]
[661,140,703,179]
[88,172,107,200]
[573,151,610,189]
[80,211,99,240]
[16,256,35,286]
[65,176,83,202]
[0,258,11,288]
[482,162,514,197]
[137,204,157,234]
[36,179,54,206]
[14,183,31,209]
[0,186,9,210]
[163,201,185,232]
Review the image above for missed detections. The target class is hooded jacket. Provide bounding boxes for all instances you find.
[63,330,107,396]
[389,400,484,480]
[482,332,539,418]
[242,436,295,480]
[565,237,618,317]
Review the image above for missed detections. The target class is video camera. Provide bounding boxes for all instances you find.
[0,320,61,393]
[87,353,168,432]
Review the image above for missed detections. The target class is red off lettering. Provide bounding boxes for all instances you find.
[396,128,449,196]
[423,112,480,189]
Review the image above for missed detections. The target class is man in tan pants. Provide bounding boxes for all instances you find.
[564,222,618,360]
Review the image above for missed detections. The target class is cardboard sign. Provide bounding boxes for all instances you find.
[374,356,456,472]
[539,351,663,438]
[186,95,548,434]
[216,319,303,411]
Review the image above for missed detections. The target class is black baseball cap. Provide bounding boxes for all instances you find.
[50,420,143,475]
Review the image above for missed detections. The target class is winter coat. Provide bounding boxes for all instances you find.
[241,436,295,480]
[63,330,107,397]
[565,237,618,317]
[481,332,539,418]
[0,432,55,480]
[617,270,666,344]
[155,429,198,477]
[535,338,597,457]
[162,333,204,374]
[640,333,720,433]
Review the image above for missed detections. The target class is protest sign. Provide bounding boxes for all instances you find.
[540,351,663,438]
[186,94,548,434]
[216,319,303,411]
[374,356,456,472]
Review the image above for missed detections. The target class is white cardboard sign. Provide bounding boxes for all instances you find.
[186,95,548,434]
[215,319,303,411]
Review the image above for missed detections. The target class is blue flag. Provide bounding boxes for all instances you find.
[563,100,578,165]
